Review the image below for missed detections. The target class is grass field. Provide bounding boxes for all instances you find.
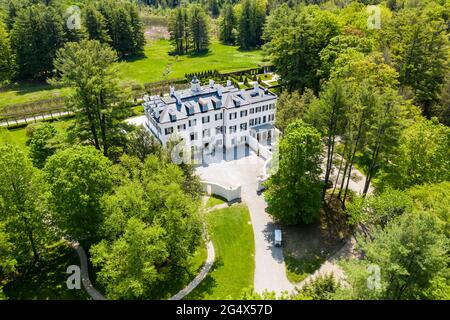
[186,204,254,300]
[117,40,264,83]
[0,118,74,151]
[0,40,264,111]
[206,195,227,208]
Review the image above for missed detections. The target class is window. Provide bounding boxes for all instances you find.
[215,113,223,121]
[229,112,237,120]
[190,133,197,141]
[269,114,275,121]
[249,119,254,126]
[216,126,223,134]
[250,108,255,114]
[189,119,197,127]
[240,110,248,117]
[229,125,237,133]
[202,116,210,124]
[263,116,266,123]
[255,117,261,125]
[165,127,173,135]
[263,105,268,111]
[202,128,210,138]
[240,123,247,131]
[177,124,186,131]
[256,106,262,113]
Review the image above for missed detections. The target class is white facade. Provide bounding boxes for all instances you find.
[143,78,277,156]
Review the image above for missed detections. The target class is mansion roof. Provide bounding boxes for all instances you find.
[143,78,277,124]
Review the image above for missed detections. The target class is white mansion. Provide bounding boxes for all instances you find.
[143,77,277,156]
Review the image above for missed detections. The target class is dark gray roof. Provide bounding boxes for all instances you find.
[143,81,277,124]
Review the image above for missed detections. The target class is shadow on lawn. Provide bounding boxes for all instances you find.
[183,258,224,300]
[4,240,89,300]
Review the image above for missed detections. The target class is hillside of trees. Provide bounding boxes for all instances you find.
[0,0,449,301]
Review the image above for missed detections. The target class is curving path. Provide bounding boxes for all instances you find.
[169,241,215,300]
[70,241,106,300]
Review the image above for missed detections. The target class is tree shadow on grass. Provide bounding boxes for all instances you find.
[182,258,224,300]
[4,241,89,300]
[122,52,148,63]
[284,253,325,284]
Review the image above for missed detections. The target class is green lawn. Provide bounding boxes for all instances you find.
[259,73,273,81]
[0,118,74,151]
[206,195,227,208]
[4,240,90,300]
[186,204,255,300]
[0,83,72,109]
[117,40,264,84]
[0,40,264,111]
[284,254,325,283]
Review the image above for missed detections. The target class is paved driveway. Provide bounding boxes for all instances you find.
[196,150,295,296]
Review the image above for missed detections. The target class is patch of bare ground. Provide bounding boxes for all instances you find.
[144,26,169,41]
[282,193,354,283]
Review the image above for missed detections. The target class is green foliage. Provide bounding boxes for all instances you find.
[189,4,210,53]
[0,222,17,300]
[380,119,450,189]
[219,3,236,45]
[26,123,58,169]
[237,0,267,49]
[44,146,114,240]
[265,4,340,92]
[52,39,131,159]
[83,3,111,45]
[265,120,322,224]
[0,21,16,84]
[381,3,449,117]
[338,212,450,300]
[275,89,316,132]
[406,182,450,236]
[319,34,375,80]
[125,125,162,162]
[294,274,339,300]
[91,217,168,299]
[92,154,203,298]
[10,3,65,79]
[96,0,144,58]
[168,4,209,55]
[346,188,414,229]
[0,144,50,266]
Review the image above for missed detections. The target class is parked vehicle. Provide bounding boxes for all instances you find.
[274,229,282,247]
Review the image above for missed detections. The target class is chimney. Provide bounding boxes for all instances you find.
[217,84,223,97]
[191,76,201,93]
[226,80,232,86]
[253,83,259,94]
[209,79,215,88]
[170,85,175,96]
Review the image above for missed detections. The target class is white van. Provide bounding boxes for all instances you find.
[274,229,282,247]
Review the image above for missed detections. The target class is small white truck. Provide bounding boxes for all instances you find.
[274,229,282,247]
